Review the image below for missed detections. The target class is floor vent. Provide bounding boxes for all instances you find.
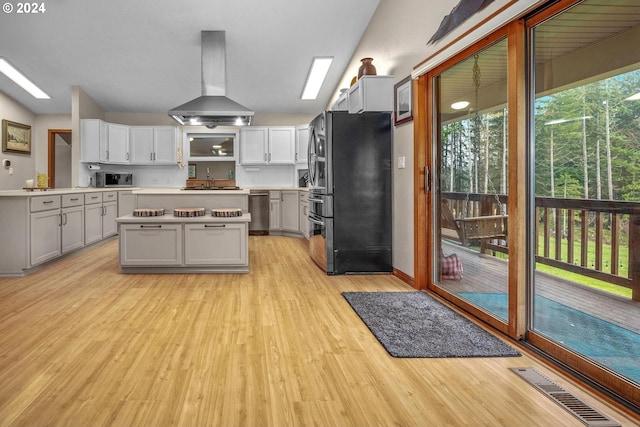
[509,368,620,427]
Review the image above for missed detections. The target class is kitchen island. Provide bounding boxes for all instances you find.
[117,212,251,273]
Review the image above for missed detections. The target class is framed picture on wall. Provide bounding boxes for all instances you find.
[188,163,197,179]
[394,76,413,126]
[2,119,31,154]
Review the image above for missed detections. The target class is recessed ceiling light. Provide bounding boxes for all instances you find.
[0,57,50,99]
[301,57,333,100]
[451,101,470,110]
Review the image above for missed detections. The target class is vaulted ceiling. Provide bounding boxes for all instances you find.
[0,0,380,116]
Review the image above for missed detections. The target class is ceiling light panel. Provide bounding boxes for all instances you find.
[301,57,333,100]
[0,57,50,99]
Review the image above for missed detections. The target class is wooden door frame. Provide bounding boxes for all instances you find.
[48,129,71,189]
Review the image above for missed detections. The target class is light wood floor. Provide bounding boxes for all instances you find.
[0,236,637,427]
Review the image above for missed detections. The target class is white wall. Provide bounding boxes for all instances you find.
[34,114,72,182]
[0,91,36,190]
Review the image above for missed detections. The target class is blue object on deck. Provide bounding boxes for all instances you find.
[458,292,640,385]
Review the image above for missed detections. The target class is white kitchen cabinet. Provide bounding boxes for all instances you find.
[29,195,62,266]
[119,223,183,266]
[269,194,281,231]
[348,76,393,114]
[184,223,247,266]
[129,127,154,163]
[81,119,108,163]
[61,194,85,254]
[84,201,104,245]
[281,190,299,232]
[331,89,349,111]
[30,209,62,266]
[107,123,130,163]
[299,191,309,239]
[268,190,299,234]
[268,128,296,164]
[240,127,295,165]
[240,127,268,164]
[84,192,118,243]
[130,126,177,164]
[102,199,118,237]
[295,125,309,165]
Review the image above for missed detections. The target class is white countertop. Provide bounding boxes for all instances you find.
[0,187,133,197]
[0,186,309,197]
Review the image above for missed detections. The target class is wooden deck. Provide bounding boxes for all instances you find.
[440,241,640,334]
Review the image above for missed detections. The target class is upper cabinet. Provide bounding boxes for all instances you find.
[295,125,309,165]
[130,126,177,164]
[81,119,178,165]
[240,126,295,165]
[330,76,393,114]
[80,119,108,163]
[106,123,130,164]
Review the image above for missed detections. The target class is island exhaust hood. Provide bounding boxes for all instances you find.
[169,31,254,128]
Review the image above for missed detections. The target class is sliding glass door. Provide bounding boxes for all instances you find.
[434,38,510,322]
[529,0,640,389]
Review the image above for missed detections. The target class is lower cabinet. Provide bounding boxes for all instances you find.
[85,203,104,245]
[117,217,250,273]
[62,205,85,254]
[184,223,247,265]
[30,209,62,266]
[269,190,301,235]
[119,224,183,266]
[281,190,299,232]
[102,201,118,237]
[85,192,118,245]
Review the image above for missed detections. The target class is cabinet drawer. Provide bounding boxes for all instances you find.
[119,223,182,266]
[102,191,118,203]
[30,195,61,212]
[84,193,103,205]
[184,223,247,265]
[62,194,83,207]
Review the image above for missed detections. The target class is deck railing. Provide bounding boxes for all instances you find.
[441,192,640,301]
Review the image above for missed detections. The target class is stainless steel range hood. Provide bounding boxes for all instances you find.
[169,31,254,128]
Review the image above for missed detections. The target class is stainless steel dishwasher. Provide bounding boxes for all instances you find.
[248,190,269,235]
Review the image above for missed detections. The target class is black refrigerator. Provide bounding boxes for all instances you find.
[308,111,392,274]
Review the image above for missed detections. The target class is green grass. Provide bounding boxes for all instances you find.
[536,232,632,298]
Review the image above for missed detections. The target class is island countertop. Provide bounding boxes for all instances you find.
[116,213,251,224]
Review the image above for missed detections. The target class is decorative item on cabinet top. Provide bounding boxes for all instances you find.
[357,57,377,78]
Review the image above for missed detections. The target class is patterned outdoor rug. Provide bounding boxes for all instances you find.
[342,291,521,358]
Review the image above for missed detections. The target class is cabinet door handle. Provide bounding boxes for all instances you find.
[102,206,106,216]
[126,152,129,160]
[63,213,68,225]
[106,150,109,160]
[264,153,267,161]
[205,224,226,228]
[140,225,162,228]
[59,213,62,227]
[70,198,79,201]
[43,200,54,204]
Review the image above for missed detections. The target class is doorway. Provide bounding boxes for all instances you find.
[48,129,72,189]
